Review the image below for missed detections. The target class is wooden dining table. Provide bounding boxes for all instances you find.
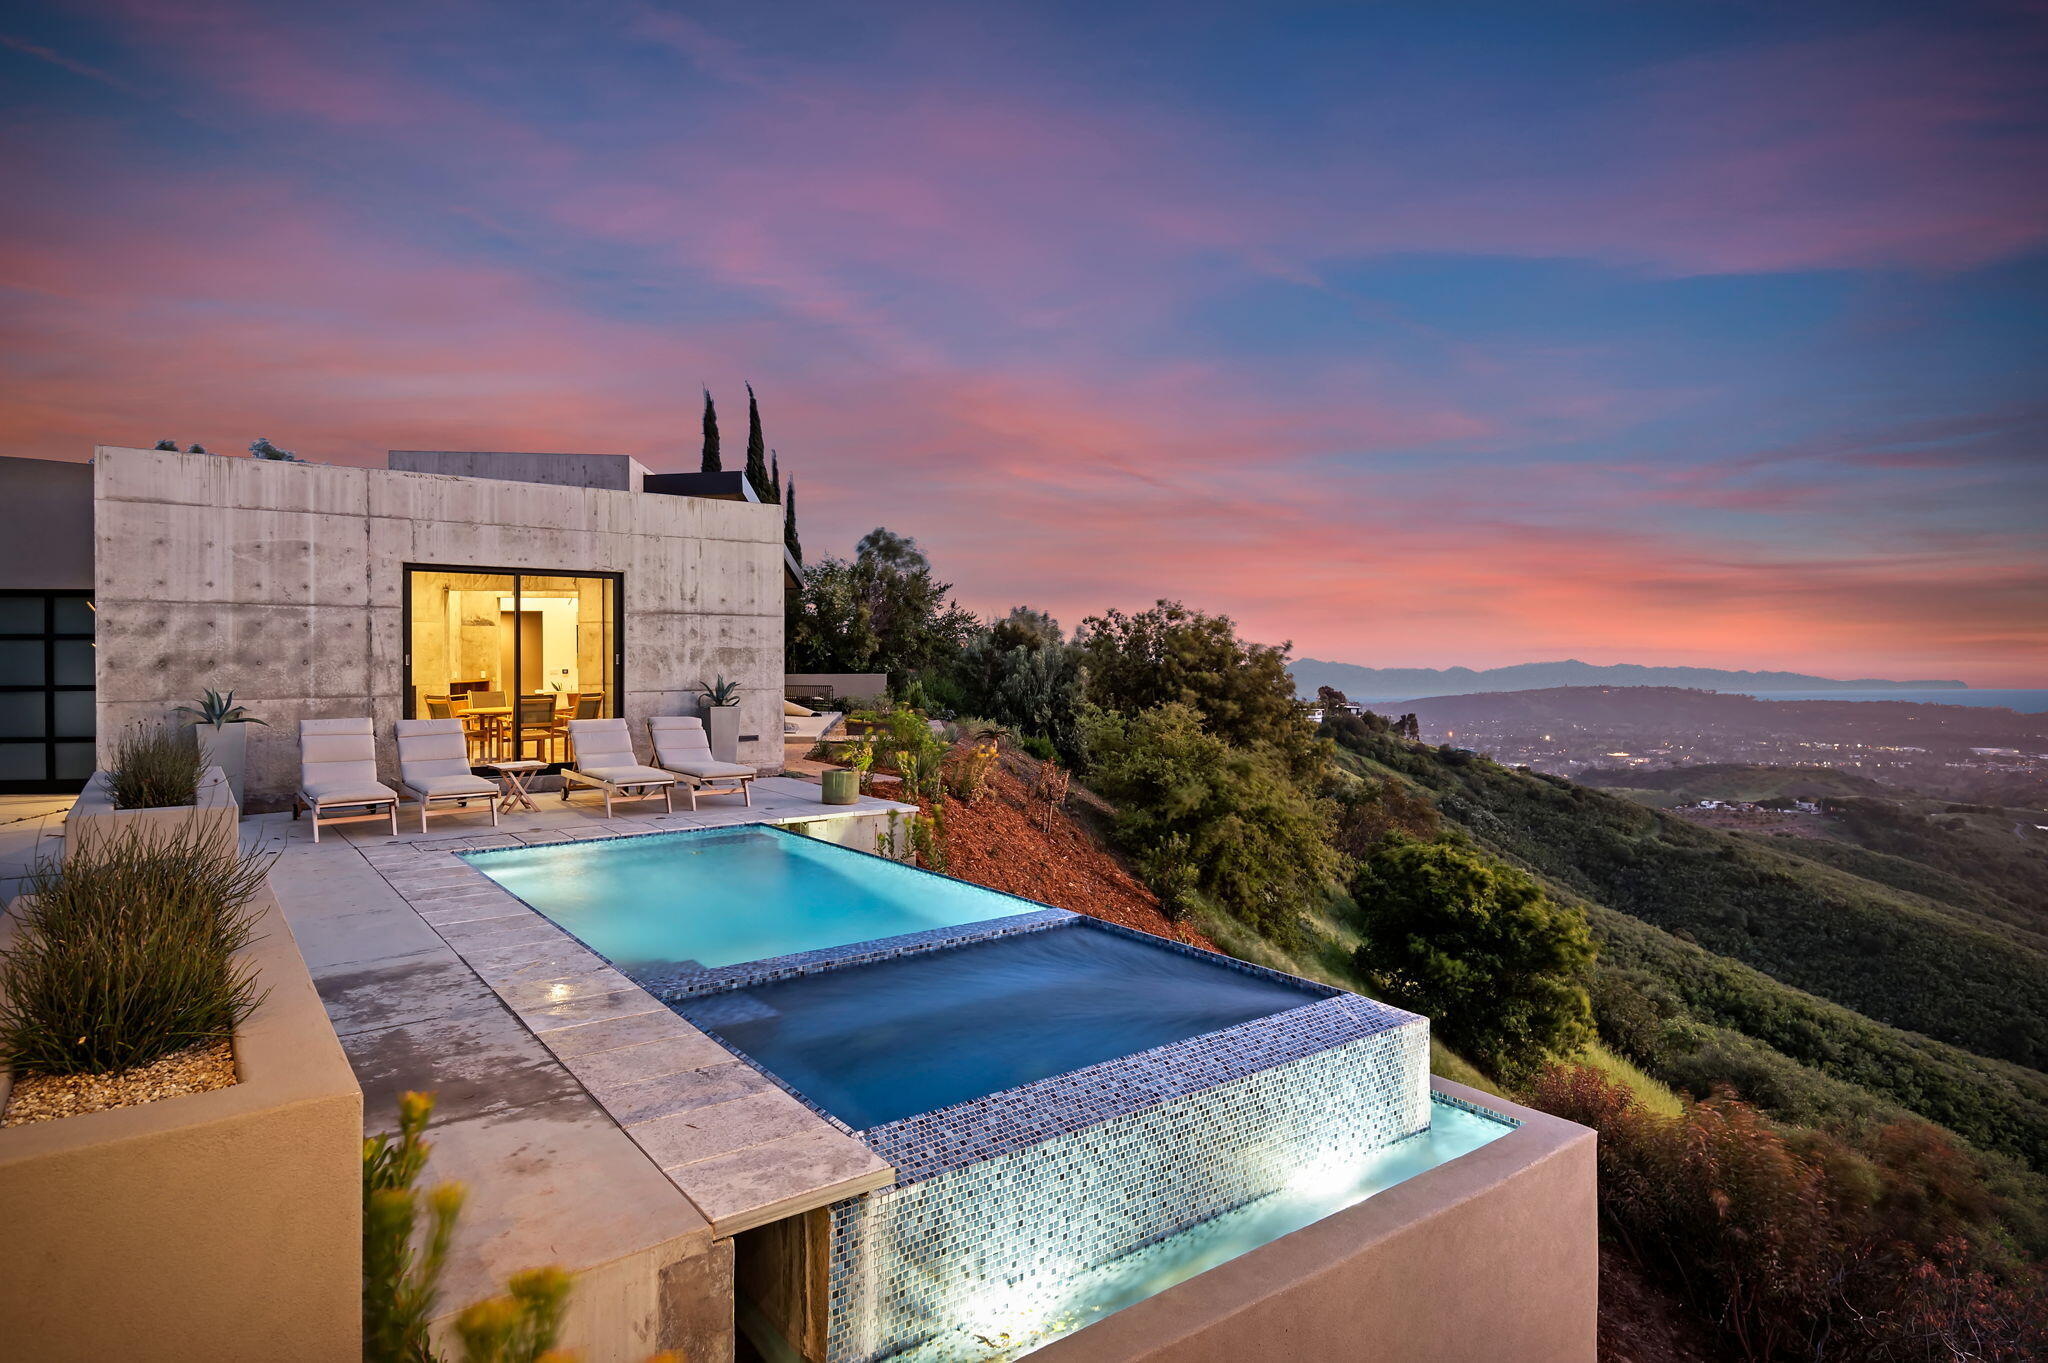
[459,703,570,762]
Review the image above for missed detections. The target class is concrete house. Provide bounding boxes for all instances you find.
[0,446,790,805]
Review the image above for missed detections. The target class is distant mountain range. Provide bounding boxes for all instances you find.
[1289,658,1967,700]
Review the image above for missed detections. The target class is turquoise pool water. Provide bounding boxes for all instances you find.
[462,826,1028,969]
[681,922,1328,1129]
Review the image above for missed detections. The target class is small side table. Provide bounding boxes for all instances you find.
[483,759,549,813]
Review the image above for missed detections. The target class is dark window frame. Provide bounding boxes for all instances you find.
[399,565,624,771]
[0,588,95,794]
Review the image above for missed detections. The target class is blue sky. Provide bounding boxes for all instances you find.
[2,0,2043,680]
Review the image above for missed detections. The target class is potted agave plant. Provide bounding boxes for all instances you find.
[696,675,743,765]
[174,689,266,809]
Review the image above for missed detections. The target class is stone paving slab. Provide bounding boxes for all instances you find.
[265,791,904,1244]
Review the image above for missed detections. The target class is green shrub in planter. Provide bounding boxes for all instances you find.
[0,822,271,1074]
[106,722,206,811]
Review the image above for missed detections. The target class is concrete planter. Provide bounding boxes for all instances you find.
[820,768,859,805]
[704,703,742,764]
[0,884,363,1362]
[192,722,253,809]
[66,765,238,860]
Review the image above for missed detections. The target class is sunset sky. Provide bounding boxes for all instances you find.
[2,2,2043,684]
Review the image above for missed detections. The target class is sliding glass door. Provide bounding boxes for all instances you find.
[402,567,621,768]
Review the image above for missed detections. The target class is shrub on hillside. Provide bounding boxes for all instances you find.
[954,607,1085,761]
[1529,1064,2048,1362]
[1349,838,1594,1075]
[1080,702,1338,936]
[1076,601,1320,777]
[785,529,980,693]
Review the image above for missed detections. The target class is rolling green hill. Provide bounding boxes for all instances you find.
[1327,731,2048,1177]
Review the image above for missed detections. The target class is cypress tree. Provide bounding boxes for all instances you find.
[744,383,771,501]
[700,389,721,473]
[770,451,781,502]
[783,477,801,564]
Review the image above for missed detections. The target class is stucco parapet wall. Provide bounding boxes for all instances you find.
[65,764,238,859]
[1028,1077,1597,1363]
[0,881,364,1362]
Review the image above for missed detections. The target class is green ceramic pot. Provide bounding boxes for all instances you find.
[820,767,859,805]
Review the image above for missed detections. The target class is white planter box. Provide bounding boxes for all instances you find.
[193,723,251,809]
[704,704,742,764]
[0,884,363,1362]
[66,766,238,860]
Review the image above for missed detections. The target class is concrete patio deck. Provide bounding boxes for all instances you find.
[0,793,76,903]
[250,776,915,1362]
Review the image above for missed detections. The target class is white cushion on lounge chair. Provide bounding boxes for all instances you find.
[406,772,498,797]
[395,719,495,797]
[577,763,674,786]
[303,779,398,805]
[566,718,640,769]
[299,719,397,803]
[648,715,752,777]
[661,757,753,779]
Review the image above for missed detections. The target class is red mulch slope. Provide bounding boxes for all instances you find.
[920,750,1216,951]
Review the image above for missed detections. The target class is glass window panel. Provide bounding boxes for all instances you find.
[52,597,94,634]
[53,741,95,780]
[0,692,45,739]
[407,569,520,762]
[0,597,42,633]
[0,743,44,781]
[52,640,93,687]
[53,690,94,737]
[0,641,43,686]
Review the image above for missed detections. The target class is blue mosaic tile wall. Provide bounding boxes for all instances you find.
[821,1012,1430,1363]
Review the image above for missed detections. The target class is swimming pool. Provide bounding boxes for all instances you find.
[462,825,1031,970]
[462,825,1470,1363]
[680,921,1332,1129]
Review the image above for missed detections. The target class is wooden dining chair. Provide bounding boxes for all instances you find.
[515,695,559,761]
[548,693,604,754]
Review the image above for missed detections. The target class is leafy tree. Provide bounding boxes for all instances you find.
[855,526,928,570]
[1077,601,1318,776]
[744,383,771,500]
[783,476,801,563]
[1350,838,1594,1073]
[786,528,978,691]
[700,389,720,473]
[248,437,297,461]
[153,438,178,450]
[957,607,1085,760]
[1081,702,1340,936]
[187,443,206,454]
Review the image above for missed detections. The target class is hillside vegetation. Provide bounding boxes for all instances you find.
[1357,739,2048,1074]
[792,534,2048,1358]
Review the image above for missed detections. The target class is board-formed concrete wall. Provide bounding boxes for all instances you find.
[92,446,785,808]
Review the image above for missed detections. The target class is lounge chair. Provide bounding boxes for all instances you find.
[649,715,755,809]
[293,718,399,842]
[560,718,675,816]
[395,718,501,832]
